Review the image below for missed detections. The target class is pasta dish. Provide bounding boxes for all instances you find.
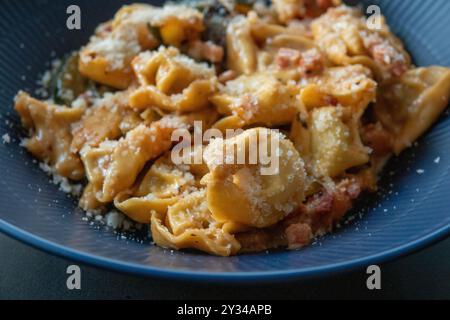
[13,0,450,256]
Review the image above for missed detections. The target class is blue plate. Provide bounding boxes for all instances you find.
[1,0,449,282]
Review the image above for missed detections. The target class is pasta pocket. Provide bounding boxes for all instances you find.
[151,189,241,257]
[100,118,187,202]
[311,6,410,79]
[15,92,85,180]
[226,16,258,75]
[79,183,106,212]
[374,67,450,154]
[71,90,143,153]
[300,65,377,116]
[115,153,199,223]
[79,140,117,211]
[80,116,189,205]
[309,107,370,177]
[79,4,203,89]
[203,128,306,228]
[211,73,299,131]
[130,47,217,112]
[228,13,324,82]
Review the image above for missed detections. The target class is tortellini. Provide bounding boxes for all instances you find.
[211,73,299,131]
[79,4,204,88]
[100,119,185,202]
[151,189,241,256]
[115,152,200,223]
[300,65,377,116]
[15,92,85,180]
[374,67,450,154]
[309,107,369,177]
[203,128,306,228]
[226,15,259,75]
[80,116,186,205]
[311,5,411,79]
[227,13,324,82]
[71,90,142,153]
[129,47,217,112]
[79,140,117,211]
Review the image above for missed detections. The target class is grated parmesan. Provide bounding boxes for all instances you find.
[2,133,11,144]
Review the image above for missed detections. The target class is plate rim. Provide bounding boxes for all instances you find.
[1,219,449,282]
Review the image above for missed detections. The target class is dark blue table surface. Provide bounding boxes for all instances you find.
[0,233,449,300]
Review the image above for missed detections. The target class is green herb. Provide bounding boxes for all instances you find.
[48,52,89,105]
[46,52,116,105]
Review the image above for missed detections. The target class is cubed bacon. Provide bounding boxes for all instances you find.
[306,192,334,216]
[330,179,363,220]
[324,95,339,106]
[371,44,408,77]
[363,34,409,78]
[276,47,325,76]
[304,178,363,231]
[299,48,325,76]
[188,40,224,63]
[345,181,362,200]
[285,223,313,249]
[202,41,225,63]
[275,48,301,69]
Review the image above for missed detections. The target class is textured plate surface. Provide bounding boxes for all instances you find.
[0,0,449,281]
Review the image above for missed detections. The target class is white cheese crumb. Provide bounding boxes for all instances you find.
[106,210,125,229]
[2,133,11,144]
[38,162,82,197]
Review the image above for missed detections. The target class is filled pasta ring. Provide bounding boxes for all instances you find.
[81,115,188,204]
[311,5,411,80]
[374,67,450,154]
[100,118,187,202]
[114,153,199,223]
[203,128,306,228]
[130,47,217,112]
[79,4,204,89]
[210,73,299,131]
[112,4,204,47]
[15,91,85,181]
[308,106,369,178]
[226,15,258,75]
[299,65,377,117]
[230,12,324,82]
[151,190,241,256]
[79,140,117,211]
[71,90,142,153]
